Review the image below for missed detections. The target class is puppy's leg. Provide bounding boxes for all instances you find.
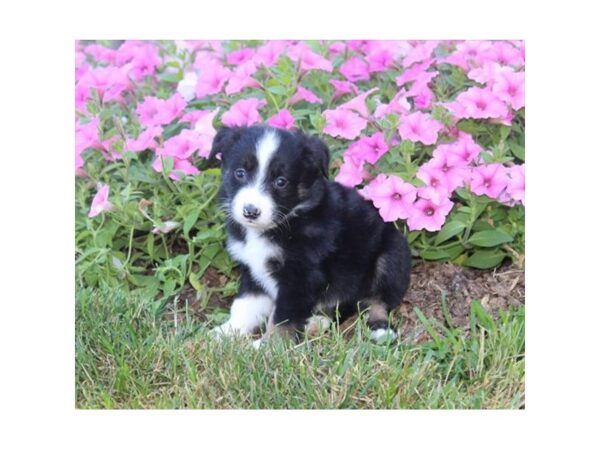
[365,298,397,341]
[212,293,274,337]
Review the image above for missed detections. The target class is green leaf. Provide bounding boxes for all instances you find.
[470,301,496,331]
[434,220,466,245]
[467,229,513,247]
[509,140,525,161]
[464,250,506,269]
[419,248,451,260]
[183,209,200,237]
[158,71,182,83]
[162,156,174,176]
[189,271,203,291]
[266,85,287,95]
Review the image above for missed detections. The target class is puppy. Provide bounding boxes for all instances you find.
[209,125,411,345]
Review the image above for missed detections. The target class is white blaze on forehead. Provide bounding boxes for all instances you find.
[255,129,280,187]
[231,129,280,230]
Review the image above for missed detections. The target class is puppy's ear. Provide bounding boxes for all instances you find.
[209,126,244,163]
[301,134,330,179]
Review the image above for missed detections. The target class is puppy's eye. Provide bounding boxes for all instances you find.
[234,168,246,181]
[273,176,288,189]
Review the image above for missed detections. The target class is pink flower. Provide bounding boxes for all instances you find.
[337,88,378,118]
[506,164,525,205]
[328,42,346,56]
[195,62,231,98]
[193,108,220,158]
[84,44,117,64]
[335,157,365,187]
[398,112,443,146]
[124,43,161,81]
[406,189,454,232]
[289,86,323,105]
[366,47,395,72]
[152,220,180,234]
[329,80,359,101]
[225,61,260,95]
[492,70,525,110]
[255,41,287,67]
[136,93,187,128]
[177,72,199,101]
[75,117,101,170]
[339,57,370,82]
[449,87,509,120]
[226,48,255,66]
[369,175,418,222]
[345,132,389,165]
[442,41,491,71]
[152,156,199,181]
[221,98,266,127]
[77,66,129,103]
[470,163,509,199]
[406,79,435,110]
[418,149,470,193]
[323,109,368,140]
[125,126,163,152]
[467,62,510,85]
[435,131,482,165]
[88,184,112,218]
[374,89,411,118]
[395,58,435,87]
[268,109,296,130]
[157,129,203,159]
[288,42,333,73]
[403,41,439,68]
[482,42,524,67]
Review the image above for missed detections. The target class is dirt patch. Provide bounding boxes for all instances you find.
[396,261,524,343]
[167,261,525,342]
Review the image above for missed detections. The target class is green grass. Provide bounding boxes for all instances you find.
[76,288,524,409]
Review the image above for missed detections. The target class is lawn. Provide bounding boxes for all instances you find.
[76,287,524,409]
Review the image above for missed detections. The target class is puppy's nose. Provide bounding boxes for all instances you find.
[242,204,261,220]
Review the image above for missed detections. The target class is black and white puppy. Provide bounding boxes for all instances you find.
[209,125,411,346]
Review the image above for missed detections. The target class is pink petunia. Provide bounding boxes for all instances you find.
[403,41,439,68]
[152,155,199,181]
[192,108,220,158]
[506,164,525,205]
[75,117,101,170]
[442,41,492,71]
[289,86,323,105]
[436,132,483,165]
[226,48,255,66]
[322,109,368,140]
[395,58,435,87]
[125,126,163,152]
[369,175,418,222]
[492,70,525,110]
[328,42,347,56]
[77,66,129,103]
[136,93,187,128]
[470,163,509,199]
[268,109,296,130]
[124,43,161,81]
[195,62,232,99]
[374,89,411,119]
[406,189,454,232]
[84,43,118,65]
[366,47,395,73]
[335,157,366,187]
[329,79,360,101]
[339,56,370,82]
[398,111,443,146]
[337,88,378,118]
[225,60,260,95]
[287,42,333,73]
[345,132,389,165]
[157,129,203,160]
[255,41,287,68]
[482,41,524,67]
[88,184,113,218]
[449,87,509,120]
[221,98,267,127]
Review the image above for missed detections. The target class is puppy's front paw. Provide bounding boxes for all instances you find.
[210,321,236,339]
[370,328,398,343]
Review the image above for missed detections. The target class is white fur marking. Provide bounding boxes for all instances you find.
[231,130,280,230]
[370,328,398,341]
[227,230,281,299]
[211,294,274,336]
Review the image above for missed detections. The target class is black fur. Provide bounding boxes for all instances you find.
[211,125,411,337]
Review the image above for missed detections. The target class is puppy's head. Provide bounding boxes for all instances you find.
[209,125,329,231]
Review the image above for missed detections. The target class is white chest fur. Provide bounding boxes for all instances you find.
[227,229,281,299]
